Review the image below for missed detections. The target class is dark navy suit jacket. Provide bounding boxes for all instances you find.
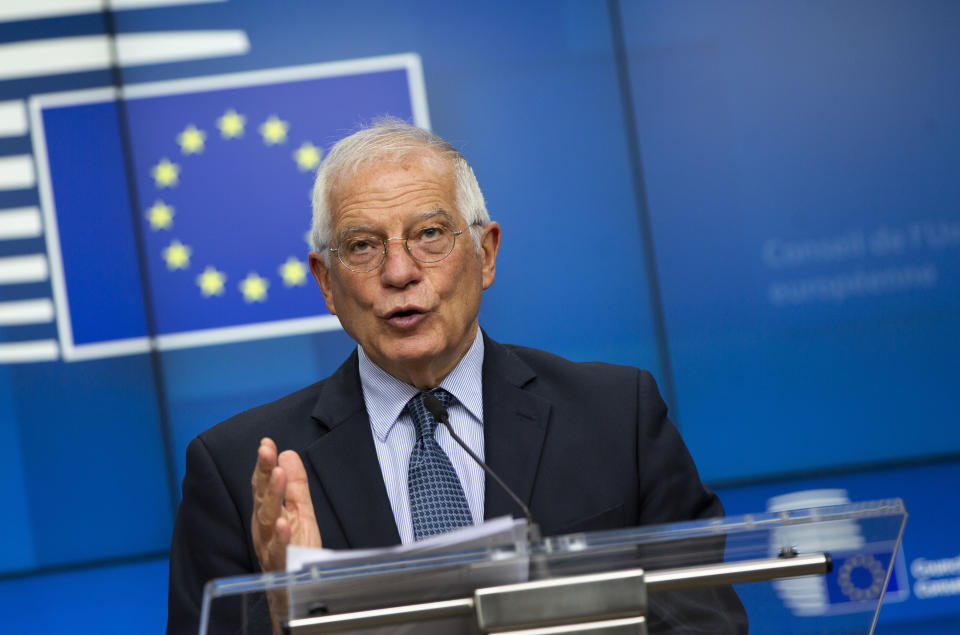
[167,334,746,633]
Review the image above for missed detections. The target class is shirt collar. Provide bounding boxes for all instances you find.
[358,329,485,442]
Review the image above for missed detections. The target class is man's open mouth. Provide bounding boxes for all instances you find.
[387,308,422,319]
[384,307,427,328]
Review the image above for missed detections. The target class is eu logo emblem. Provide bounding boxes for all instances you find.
[30,54,428,360]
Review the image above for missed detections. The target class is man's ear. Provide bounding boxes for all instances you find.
[308,251,337,315]
[479,221,501,290]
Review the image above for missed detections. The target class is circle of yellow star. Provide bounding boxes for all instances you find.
[151,158,180,188]
[239,272,269,303]
[217,109,246,138]
[162,239,191,270]
[146,200,174,230]
[177,124,206,154]
[278,256,308,287]
[259,115,289,145]
[293,142,321,171]
[196,266,226,297]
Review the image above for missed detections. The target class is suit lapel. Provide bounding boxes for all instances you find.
[481,335,552,521]
[303,352,401,548]
[302,336,551,543]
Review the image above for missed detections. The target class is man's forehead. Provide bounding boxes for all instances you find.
[329,153,459,227]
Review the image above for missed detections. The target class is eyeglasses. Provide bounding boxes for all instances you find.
[329,224,466,272]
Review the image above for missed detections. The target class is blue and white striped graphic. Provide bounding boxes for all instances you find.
[0,0,428,363]
[0,0,250,364]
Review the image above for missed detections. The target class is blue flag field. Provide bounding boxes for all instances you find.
[29,54,427,360]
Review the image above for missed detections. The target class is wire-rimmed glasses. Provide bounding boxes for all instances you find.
[329,225,465,272]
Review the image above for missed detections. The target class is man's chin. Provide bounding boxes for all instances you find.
[368,338,455,383]
[379,344,441,367]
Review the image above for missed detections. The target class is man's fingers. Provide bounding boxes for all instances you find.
[252,437,278,491]
[253,438,284,527]
[253,445,322,572]
[275,516,291,545]
[277,450,312,508]
[278,450,322,548]
[269,517,291,571]
[251,439,302,574]
[255,466,286,527]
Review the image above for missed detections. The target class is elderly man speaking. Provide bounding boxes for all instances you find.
[167,120,742,633]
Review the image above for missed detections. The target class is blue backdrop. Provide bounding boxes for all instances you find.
[0,1,956,632]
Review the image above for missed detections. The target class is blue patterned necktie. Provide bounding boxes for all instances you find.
[406,389,474,541]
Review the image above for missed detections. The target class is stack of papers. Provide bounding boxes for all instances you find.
[286,515,529,572]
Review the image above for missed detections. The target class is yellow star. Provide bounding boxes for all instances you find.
[151,158,180,188]
[177,124,206,154]
[146,200,174,230]
[293,142,321,171]
[162,239,191,270]
[196,266,226,297]
[278,256,308,287]
[217,109,246,138]
[239,272,269,303]
[259,115,289,145]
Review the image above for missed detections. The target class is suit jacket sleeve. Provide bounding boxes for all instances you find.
[633,371,747,634]
[635,369,723,525]
[167,436,271,634]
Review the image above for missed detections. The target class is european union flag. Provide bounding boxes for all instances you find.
[824,547,909,610]
[31,55,427,360]
[773,543,909,617]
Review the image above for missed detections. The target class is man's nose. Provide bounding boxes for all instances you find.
[380,237,421,286]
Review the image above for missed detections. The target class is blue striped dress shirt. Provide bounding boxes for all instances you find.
[357,329,486,544]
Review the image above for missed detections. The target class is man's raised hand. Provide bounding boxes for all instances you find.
[251,438,322,573]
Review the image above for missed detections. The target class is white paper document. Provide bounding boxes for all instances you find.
[286,515,528,572]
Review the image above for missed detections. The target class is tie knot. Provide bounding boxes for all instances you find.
[406,389,453,440]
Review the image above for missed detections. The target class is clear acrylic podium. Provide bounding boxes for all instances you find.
[201,499,906,634]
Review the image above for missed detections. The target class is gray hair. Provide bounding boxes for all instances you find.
[310,118,489,261]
